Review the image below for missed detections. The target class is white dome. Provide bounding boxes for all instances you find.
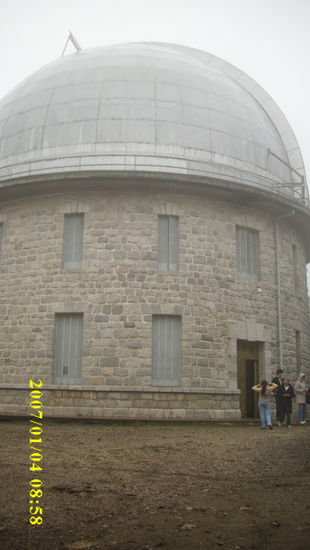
[0,42,307,197]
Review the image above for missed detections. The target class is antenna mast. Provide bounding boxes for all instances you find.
[61,31,82,57]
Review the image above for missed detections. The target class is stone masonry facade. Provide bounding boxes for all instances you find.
[0,181,309,419]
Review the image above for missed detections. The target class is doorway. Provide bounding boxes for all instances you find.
[237,340,259,418]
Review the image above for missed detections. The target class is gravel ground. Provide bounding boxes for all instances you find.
[0,418,309,550]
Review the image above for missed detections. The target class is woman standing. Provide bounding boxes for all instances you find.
[294,373,307,424]
[278,377,295,428]
[252,381,278,429]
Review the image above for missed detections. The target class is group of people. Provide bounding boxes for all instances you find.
[252,369,308,430]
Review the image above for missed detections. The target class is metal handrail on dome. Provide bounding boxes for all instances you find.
[267,149,308,202]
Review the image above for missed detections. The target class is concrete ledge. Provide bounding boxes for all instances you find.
[0,405,241,421]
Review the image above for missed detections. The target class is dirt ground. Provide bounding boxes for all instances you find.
[0,418,309,550]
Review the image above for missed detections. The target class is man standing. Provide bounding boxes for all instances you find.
[272,368,284,424]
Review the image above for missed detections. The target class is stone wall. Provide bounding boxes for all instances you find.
[0,386,240,420]
[0,182,309,418]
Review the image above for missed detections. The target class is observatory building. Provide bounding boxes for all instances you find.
[0,43,309,419]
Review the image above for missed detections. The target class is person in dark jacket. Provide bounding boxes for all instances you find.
[278,377,295,428]
[272,368,284,423]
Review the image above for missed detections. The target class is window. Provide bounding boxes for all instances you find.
[292,244,299,291]
[152,315,181,386]
[236,226,259,280]
[63,214,84,269]
[158,215,179,271]
[295,330,301,373]
[54,313,83,384]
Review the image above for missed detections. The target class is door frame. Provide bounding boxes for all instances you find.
[237,340,259,418]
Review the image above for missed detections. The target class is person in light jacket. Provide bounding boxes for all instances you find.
[294,373,307,424]
[252,381,278,429]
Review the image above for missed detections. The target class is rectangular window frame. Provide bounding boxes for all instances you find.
[295,329,301,373]
[0,223,3,258]
[54,313,84,385]
[158,215,179,271]
[292,244,299,292]
[63,213,85,269]
[152,314,181,386]
[236,226,260,280]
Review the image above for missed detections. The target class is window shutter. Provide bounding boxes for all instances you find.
[248,229,259,277]
[63,214,84,269]
[168,216,179,271]
[236,227,259,280]
[236,227,247,276]
[152,315,181,386]
[54,313,83,384]
[292,244,298,291]
[158,215,169,270]
[158,215,179,271]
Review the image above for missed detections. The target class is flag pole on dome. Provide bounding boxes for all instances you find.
[61,31,82,57]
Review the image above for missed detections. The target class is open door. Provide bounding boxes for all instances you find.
[237,341,259,418]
